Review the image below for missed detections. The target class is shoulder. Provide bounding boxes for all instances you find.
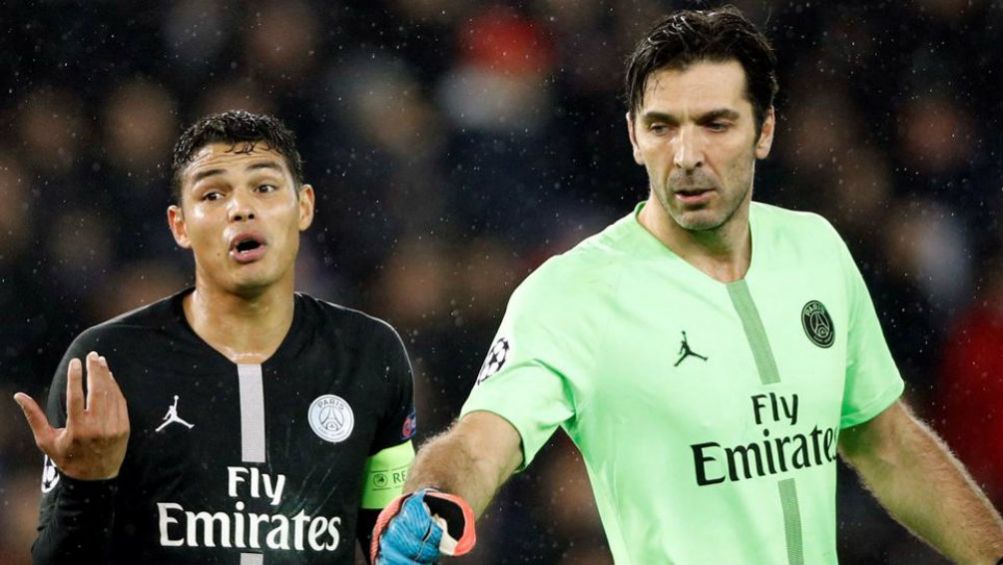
[753,201,840,238]
[295,293,406,352]
[752,202,847,256]
[295,295,413,402]
[67,293,182,354]
[512,218,633,310]
[752,203,864,296]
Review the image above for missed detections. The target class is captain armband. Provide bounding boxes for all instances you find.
[360,441,415,509]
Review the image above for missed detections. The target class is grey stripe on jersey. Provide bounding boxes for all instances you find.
[239,363,266,564]
[726,281,805,565]
[725,280,780,385]
[237,364,266,463]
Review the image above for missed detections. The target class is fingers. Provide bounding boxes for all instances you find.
[84,352,107,413]
[13,393,56,453]
[84,353,122,403]
[108,357,129,433]
[65,357,85,423]
[82,352,129,433]
[41,352,131,481]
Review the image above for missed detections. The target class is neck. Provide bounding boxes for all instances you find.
[183,275,296,365]
[638,195,752,283]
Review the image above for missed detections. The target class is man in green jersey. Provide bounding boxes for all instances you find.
[371,7,1003,565]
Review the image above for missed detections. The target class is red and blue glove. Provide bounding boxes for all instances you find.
[371,488,476,564]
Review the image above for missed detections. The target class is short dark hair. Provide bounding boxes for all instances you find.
[624,6,778,133]
[171,110,305,203]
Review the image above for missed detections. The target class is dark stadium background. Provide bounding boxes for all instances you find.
[2,1,1002,563]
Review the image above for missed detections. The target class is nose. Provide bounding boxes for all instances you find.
[227,190,257,222]
[673,125,704,171]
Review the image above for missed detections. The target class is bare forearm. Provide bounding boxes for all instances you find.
[842,404,1003,564]
[404,413,522,517]
[404,433,497,516]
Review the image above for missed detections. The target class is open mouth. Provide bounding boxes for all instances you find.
[229,234,267,263]
[236,239,261,252]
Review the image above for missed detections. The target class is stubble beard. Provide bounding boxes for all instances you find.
[653,164,754,234]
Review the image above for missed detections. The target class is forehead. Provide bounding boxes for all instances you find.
[641,59,751,115]
[181,142,292,186]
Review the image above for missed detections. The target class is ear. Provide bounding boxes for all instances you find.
[754,107,776,159]
[297,184,315,231]
[626,112,644,165]
[167,205,191,249]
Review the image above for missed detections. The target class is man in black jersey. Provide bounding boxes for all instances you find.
[13,111,417,564]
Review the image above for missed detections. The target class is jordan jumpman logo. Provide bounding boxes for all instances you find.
[675,331,709,367]
[156,395,195,432]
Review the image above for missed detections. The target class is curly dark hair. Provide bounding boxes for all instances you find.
[624,6,778,134]
[171,110,305,203]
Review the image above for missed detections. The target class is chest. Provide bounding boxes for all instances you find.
[580,260,849,445]
[111,341,385,514]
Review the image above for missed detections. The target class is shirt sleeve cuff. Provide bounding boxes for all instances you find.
[57,473,118,504]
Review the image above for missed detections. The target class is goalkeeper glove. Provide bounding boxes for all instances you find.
[371,488,476,564]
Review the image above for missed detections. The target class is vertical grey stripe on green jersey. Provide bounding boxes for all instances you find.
[237,363,266,464]
[727,281,802,564]
[726,280,780,385]
[240,553,264,565]
[778,478,805,565]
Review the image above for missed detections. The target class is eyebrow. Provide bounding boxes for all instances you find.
[246,161,284,174]
[642,108,741,124]
[191,160,285,184]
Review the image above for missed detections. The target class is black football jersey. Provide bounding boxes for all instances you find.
[33,289,415,564]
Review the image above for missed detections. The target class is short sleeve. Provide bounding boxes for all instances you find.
[837,238,905,429]
[369,323,417,454]
[460,269,587,469]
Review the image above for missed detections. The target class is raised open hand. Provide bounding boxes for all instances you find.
[14,351,130,480]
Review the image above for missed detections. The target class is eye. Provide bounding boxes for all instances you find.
[649,123,670,135]
[706,121,730,132]
[257,184,278,193]
[201,191,223,202]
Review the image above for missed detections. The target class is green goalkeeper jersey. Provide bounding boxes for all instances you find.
[461,201,904,565]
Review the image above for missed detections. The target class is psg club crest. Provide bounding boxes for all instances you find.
[308,394,355,443]
[41,455,59,493]
[801,300,835,349]
[476,337,510,385]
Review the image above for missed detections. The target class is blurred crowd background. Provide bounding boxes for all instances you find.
[2,0,1002,563]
